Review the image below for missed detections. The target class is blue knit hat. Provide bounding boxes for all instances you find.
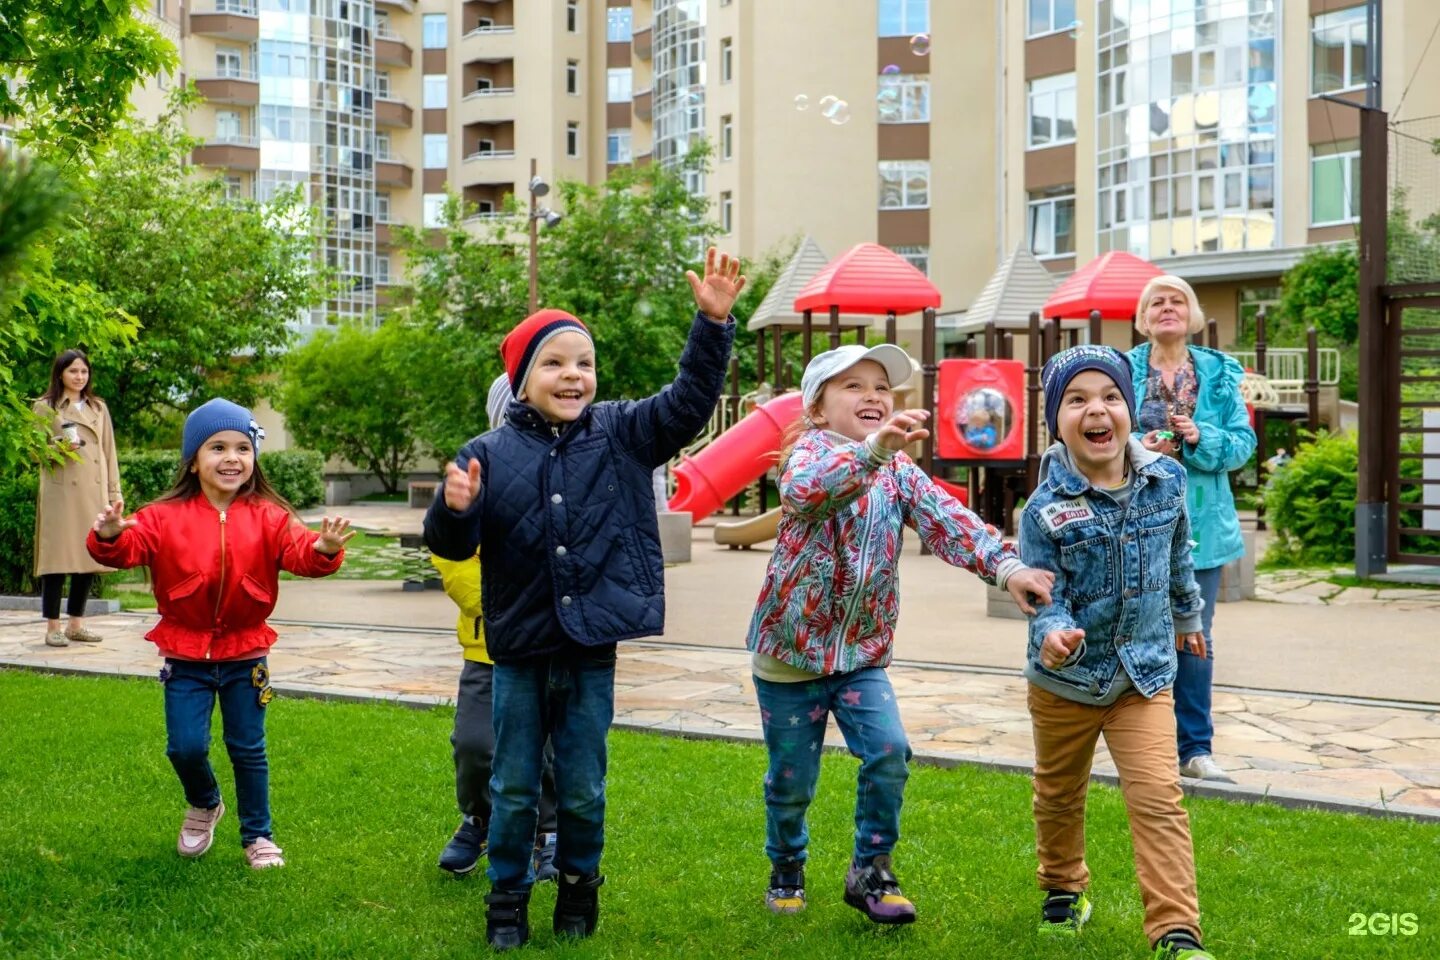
[182,398,265,462]
[1041,345,1136,435]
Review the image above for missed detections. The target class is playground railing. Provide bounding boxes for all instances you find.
[664,387,766,499]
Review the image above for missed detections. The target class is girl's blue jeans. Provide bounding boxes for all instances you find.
[754,666,911,869]
[1175,565,1222,763]
[162,656,271,845]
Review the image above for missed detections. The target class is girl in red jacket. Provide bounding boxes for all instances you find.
[88,398,352,870]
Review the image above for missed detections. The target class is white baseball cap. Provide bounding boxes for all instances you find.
[800,343,915,410]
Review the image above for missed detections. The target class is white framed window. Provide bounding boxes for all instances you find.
[566,122,580,158]
[423,75,446,109]
[1311,139,1361,226]
[1027,187,1075,258]
[475,76,494,93]
[376,255,391,285]
[720,114,733,160]
[376,192,391,222]
[889,245,929,276]
[1027,0,1076,38]
[422,13,447,49]
[607,128,632,163]
[877,0,929,37]
[1027,73,1076,149]
[607,67,633,103]
[878,160,930,209]
[375,11,391,35]
[423,133,447,168]
[216,47,244,77]
[223,176,244,201]
[878,75,929,124]
[566,60,579,95]
[375,132,392,159]
[720,37,733,82]
[720,191,733,233]
[607,7,633,42]
[1311,7,1368,95]
[375,70,391,98]
[215,110,242,141]
[567,0,578,32]
[423,193,446,228]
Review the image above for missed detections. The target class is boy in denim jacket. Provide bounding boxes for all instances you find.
[1019,345,1217,960]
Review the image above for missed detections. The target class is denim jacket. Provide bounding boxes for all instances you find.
[1019,438,1204,702]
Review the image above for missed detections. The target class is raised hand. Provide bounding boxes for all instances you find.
[685,246,748,323]
[314,516,355,555]
[1175,631,1206,656]
[1006,567,1056,616]
[94,499,137,540]
[1041,627,1085,670]
[444,459,483,512]
[873,408,931,452]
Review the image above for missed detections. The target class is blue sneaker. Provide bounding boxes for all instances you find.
[438,817,486,875]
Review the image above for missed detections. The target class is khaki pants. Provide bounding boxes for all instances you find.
[1027,683,1201,946]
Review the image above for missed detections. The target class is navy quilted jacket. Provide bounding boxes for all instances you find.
[424,312,735,661]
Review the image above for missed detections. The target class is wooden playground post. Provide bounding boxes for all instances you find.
[756,327,767,385]
[1089,309,1102,345]
[1208,317,1220,349]
[856,324,866,346]
[1306,327,1321,429]
[802,309,813,363]
[1001,331,1014,360]
[885,310,897,345]
[772,325,784,391]
[1027,312,1042,491]
[828,304,841,350]
[921,307,937,557]
[984,319,996,359]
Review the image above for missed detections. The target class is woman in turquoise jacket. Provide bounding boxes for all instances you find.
[1128,275,1256,784]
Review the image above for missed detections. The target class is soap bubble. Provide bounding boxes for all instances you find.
[826,100,851,125]
[909,33,930,56]
[881,64,901,84]
[794,94,810,111]
[1067,19,1082,38]
[818,95,839,114]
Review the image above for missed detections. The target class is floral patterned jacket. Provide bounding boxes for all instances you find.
[746,429,1023,675]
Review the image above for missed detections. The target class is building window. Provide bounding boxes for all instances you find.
[720,37,733,82]
[720,191,733,233]
[216,47,243,77]
[222,176,244,201]
[878,75,929,123]
[375,70,391,98]
[720,114,733,160]
[567,121,580,158]
[375,132,392,159]
[878,0,929,37]
[878,160,930,209]
[422,13,447,49]
[0,124,15,151]
[1027,73,1076,148]
[607,128,632,163]
[607,67,633,103]
[1311,7,1368,95]
[423,75,446,109]
[376,255,391,285]
[423,133,447,168]
[889,245,929,275]
[607,7,633,42]
[567,0,579,33]
[1027,188,1076,258]
[215,110,242,141]
[566,60,579,95]
[376,192,391,222]
[423,193,446,228]
[1311,139,1361,225]
[1027,0,1075,38]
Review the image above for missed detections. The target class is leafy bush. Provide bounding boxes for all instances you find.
[118,449,181,507]
[1262,430,1357,564]
[0,473,39,594]
[260,449,324,510]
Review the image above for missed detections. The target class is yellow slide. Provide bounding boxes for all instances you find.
[713,506,782,549]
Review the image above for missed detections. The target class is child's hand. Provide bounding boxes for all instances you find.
[685,246,747,323]
[1141,430,1178,454]
[1169,414,1201,445]
[1040,628,1085,669]
[1175,631,1206,656]
[873,408,930,452]
[1006,567,1055,616]
[93,499,137,540]
[444,459,483,512]
[314,517,355,555]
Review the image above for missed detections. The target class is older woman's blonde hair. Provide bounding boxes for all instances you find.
[1135,275,1206,337]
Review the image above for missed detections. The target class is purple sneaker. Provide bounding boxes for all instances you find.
[843,854,916,925]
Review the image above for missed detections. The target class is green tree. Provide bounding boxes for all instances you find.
[276,322,423,494]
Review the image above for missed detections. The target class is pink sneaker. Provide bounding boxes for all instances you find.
[177,801,224,858]
[244,837,286,870]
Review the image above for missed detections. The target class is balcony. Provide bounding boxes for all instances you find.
[463,0,515,33]
[192,135,260,171]
[375,97,414,128]
[195,69,259,106]
[632,26,652,60]
[632,88,652,121]
[189,0,258,42]
[375,31,413,68]
[375,0,416,11]
[375,155,414,188]
[462,22,517,61]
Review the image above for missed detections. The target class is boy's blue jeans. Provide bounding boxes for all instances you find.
[162,656,271,845]
[1175,566,1222,763]
[487,645,616,891]
[754,667,911,869]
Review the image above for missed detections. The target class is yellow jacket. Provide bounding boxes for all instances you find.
[430,554,491,664]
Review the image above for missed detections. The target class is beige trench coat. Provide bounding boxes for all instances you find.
[32,397,122,576]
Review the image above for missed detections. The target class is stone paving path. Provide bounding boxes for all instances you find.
[4,608,1437,820]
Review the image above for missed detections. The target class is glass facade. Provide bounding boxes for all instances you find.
[1095,0,1277,260]
[652,0,706,194]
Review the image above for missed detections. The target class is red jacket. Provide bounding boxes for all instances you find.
[87,494,343,662]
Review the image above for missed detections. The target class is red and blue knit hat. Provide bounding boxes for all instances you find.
[1041,345,1136,435]
[500,308,593,398]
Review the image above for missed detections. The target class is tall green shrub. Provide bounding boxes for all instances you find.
[259,450,324,510]
[1262,431,1357,564]
[0,473,39,594]
[117,449,181,508]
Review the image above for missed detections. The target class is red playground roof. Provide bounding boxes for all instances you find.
[1041,250,1163,320]
[792,242,942,315]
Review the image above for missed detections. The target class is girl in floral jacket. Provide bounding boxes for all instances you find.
[746,344,1053,926]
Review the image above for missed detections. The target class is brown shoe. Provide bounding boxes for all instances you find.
[44,630,69,647]
[66,627,103,643]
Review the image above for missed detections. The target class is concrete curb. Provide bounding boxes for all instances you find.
[0,596,121,614]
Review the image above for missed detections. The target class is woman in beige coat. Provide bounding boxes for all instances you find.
[33,350,121,646]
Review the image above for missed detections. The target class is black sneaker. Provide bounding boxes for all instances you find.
[485,889,530,951]
[553,873,604,938]
[1038,888,1092,935]
[532,832,558,884]
[842,854,916,925]
[438,817,486,875]
[1153,929,1215,959]
[765,863,806,914]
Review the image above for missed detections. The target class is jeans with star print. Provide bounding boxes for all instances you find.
[755,666,911,869]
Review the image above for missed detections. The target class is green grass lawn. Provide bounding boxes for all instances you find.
[1,671,1435,959]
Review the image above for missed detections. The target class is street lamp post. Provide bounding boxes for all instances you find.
[526,158,563,314]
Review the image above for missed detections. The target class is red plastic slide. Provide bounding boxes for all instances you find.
[668,392,804,523]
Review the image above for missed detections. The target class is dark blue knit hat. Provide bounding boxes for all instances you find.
[182,398,265,462]
[1041,345,1136,435]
